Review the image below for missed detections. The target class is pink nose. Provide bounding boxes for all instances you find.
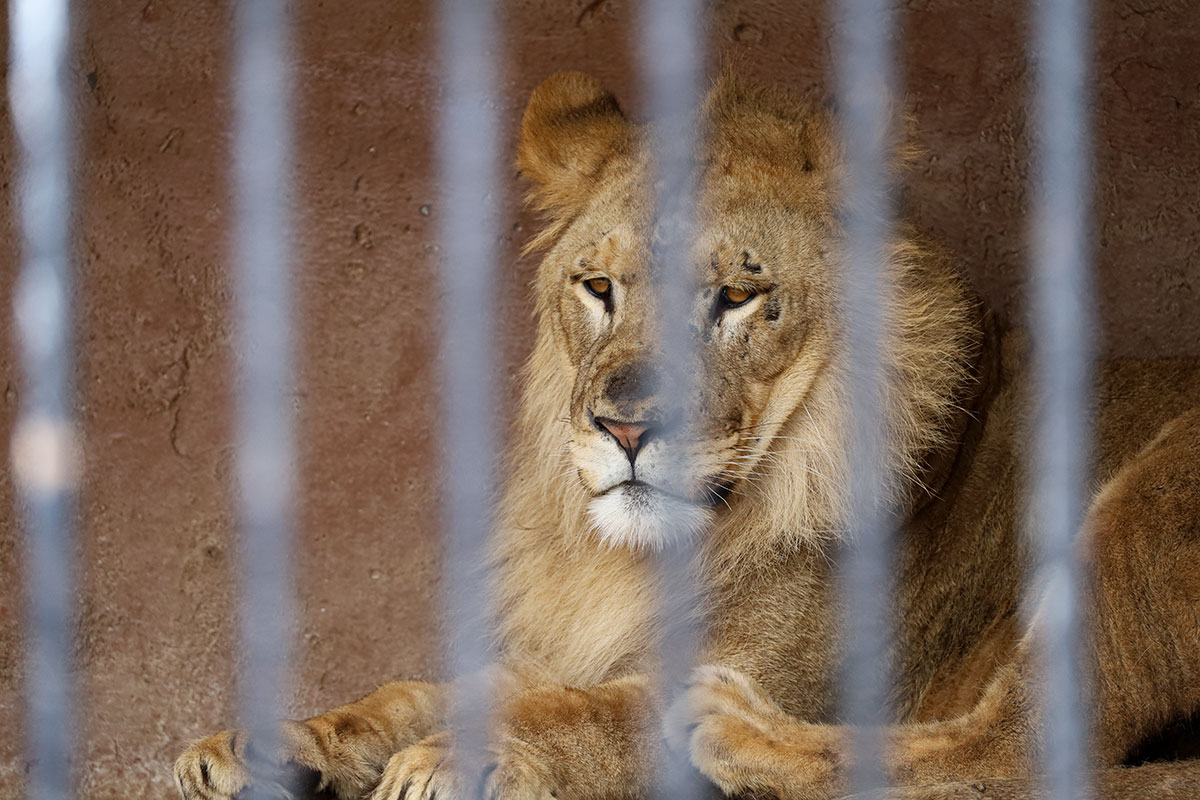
[597,418,650,456]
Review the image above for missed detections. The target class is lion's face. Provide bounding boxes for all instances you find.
[516,73,972,550]
[546,190,835,548]
[516,75,847,549]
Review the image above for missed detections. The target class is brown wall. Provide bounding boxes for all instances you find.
[0,1,1197,797]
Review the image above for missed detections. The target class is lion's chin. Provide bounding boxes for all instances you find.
[586,481,713,550]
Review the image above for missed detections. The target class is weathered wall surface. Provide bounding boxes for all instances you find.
[0,0,1196,796]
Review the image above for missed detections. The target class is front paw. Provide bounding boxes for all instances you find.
[665,665,843,798]
[369,732,558,800]
[173,722,332,799]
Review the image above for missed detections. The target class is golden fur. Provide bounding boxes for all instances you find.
[175,73,1200,800]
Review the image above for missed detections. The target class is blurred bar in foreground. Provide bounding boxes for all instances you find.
[1029,0,1094,797]
[230,1,297,794]
[638,0,707,797]
[435,0,503,778]
[8,0,79,797]
[832,0,900,794]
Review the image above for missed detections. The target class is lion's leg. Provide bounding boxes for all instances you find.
[1082,408,1200,762]
[174,679,448,800]
[672,662,1034,798]
[676,628,1181,799]
[891,408,1200,786]
[678,411,1200,798]
[370,674,658,800]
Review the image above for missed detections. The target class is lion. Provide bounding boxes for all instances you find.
[174,72,1200,800]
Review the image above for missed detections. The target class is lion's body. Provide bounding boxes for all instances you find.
[175,74,1200,800]
[496,316,1200,728]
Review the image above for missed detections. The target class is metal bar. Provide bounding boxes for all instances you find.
[230,1,297,793]
[434,0,502,778]
[8,0,78,797]
[638,0,707,796]
[832,0,900,794]
[1029,0,1094,797]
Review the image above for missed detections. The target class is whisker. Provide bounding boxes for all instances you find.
[701,481,734,512]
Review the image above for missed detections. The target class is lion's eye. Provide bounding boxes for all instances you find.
[720,286,755,308]
[584,277,612,299]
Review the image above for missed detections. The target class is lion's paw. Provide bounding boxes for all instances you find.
[370,732,558,800]
[664,665,789,751]
[369,733,460,800]
[367,734,460,800]
[665,665,841,797]
[173,723,328,800]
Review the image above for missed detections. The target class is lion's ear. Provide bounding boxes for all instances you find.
[517,72,630,215]
[819,94,922,175]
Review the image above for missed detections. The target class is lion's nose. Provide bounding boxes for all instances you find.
[595,417,653,464]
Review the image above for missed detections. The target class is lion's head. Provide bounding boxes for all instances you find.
[510,72,980,554]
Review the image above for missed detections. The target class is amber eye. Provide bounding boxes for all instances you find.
[720,286,755,308]
[584,277,612,299]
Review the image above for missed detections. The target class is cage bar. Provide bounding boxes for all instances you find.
[229,0,297,793]
[434,0,503,776]
[637,0,707,796]
[1029,0,1094,797]
[832,0,900,794]
[8,0,78,797]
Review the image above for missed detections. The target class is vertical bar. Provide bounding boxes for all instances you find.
[230,0,296,792]
[8,1,78,798]
[1029,0,1093,797]
[832,0,899,794]
[638,0,706,796]
[435,0,501,778]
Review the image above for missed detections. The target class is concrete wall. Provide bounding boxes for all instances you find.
[0,0,1196,796]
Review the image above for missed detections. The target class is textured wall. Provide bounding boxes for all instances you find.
[0,0,1196,796]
